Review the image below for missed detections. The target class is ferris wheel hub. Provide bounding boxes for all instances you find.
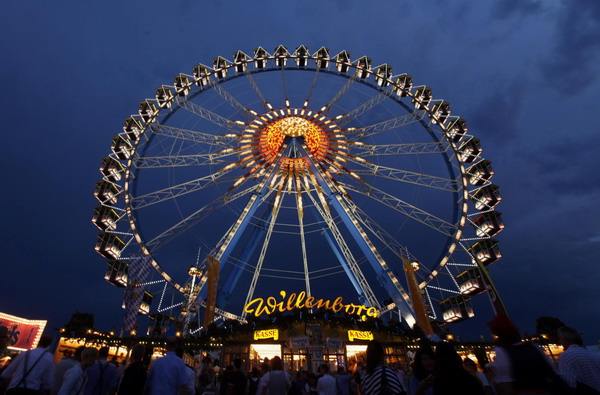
[250,109,340,163]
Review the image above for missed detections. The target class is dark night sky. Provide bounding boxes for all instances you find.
[1,0,599,343]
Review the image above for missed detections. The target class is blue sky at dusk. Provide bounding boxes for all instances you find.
[1,0,599,342]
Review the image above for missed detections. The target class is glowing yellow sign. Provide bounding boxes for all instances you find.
[348,330,374,342]
[254,329,279,341]
[244,291,379,318]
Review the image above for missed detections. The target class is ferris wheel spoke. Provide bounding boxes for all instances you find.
[323,74,358,115]
[304,188,380,309]
[130,167,238,210]
[244,71,269,111]
[174,96,245,133]
[351,141,451,157]
[344,111,427,141]
[150,124,236,147]
[343,154,460,192]
[281,66,289,103]
[343,199,410,261]
[304,65,320,106]
[132,152,233,168]
[340,181,458,238]
[344,156,461,192]
[206,78,256,121]
[144,184,257,253]
[335,86,394,127]
[295,174,312,298]
[242,192,283,319]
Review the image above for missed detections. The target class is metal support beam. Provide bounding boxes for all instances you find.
[299,140,416,326]
[193,143,294,306]
[217,208,271,307]
[305,191,375,307]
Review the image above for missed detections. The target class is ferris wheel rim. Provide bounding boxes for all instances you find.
[96,46,504,325]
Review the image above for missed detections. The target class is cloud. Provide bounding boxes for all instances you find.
[469,82,526,145]
[529,133,600,194]
[490,0,543,19]
[541,0,600,94]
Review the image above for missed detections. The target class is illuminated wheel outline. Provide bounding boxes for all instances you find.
[93,46,504,332]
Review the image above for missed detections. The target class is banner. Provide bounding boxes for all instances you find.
[253,329,279,341]
[347,330,374,342]
[122,255,151,334]
[326,337,343,350]
[0,312,46,351]
[289,336,309,349]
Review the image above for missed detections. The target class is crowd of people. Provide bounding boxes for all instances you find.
[0,317,599,395]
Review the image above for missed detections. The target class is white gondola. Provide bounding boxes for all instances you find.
[155,86,174,108]
[445,117,467,143]
[94,180,120,205]
[105,260,128,287]
[294,45,309,67]
[140,291,154,315]
[174,74,192,96]
[92,205,119,231]
[193,64,211,87]
[99,157,124,182]
[95,233,125,259]
[472,211,504,237]
[467,160,494,185]
[121,291,153,315]
[334,50,351,73]
[412,86,432,110]
[253,47,269,69]
[394,74,413,97]
[233,50,249,73]
[468,239,501,266]
[274,45,289,67]
[375,64,392,87]
[440,295,474,323]
[315,47,330,69]
[456,268,486,295]
[213,57,228,79]
[111,135,133,160]
[123,116,144,140]
[458,138,482,163]
[430,100,451,126]
[472,184,502,210]
[138,100,159,123]
[355,56,372,79]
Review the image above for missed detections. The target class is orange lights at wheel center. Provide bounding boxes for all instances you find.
[279,116,314,137]
[259,115,326,160]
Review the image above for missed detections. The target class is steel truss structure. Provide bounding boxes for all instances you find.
[93,46,505,335]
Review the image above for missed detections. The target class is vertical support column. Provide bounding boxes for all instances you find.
[203,256,220,326]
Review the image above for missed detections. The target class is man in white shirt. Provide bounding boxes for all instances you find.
[59,348,99,395]
[316,364,336,395]
[558,326,600,392]
[1,335,55,393]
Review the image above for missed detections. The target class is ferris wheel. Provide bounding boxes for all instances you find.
[93,45,505,335]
